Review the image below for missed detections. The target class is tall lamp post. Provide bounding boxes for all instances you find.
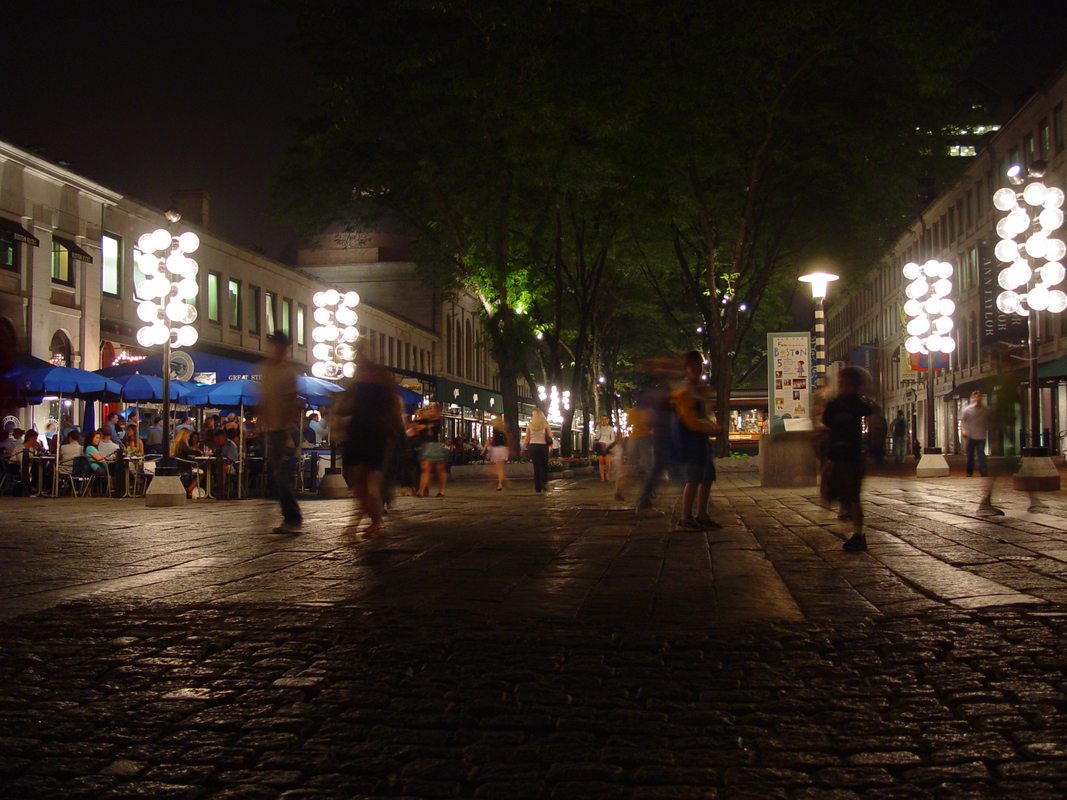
[902,259,955,477]
[799,271,839,388]
[992,161,1065,491]
[135,209,201,507]
[311,289,360,496]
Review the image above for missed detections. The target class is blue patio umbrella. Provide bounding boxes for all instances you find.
[107,373,182,403]
[297,375,343,408]
[179,379,261,408]
[82,404,96,434]
[16,365,123,400]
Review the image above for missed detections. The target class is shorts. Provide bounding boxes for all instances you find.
[679,432,715,484]
[418,441,451,464]
[487,445,509,463]
[821,460,865,504]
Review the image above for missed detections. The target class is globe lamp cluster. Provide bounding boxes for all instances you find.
[311,289,360,379]
[134,228,200,349]
[537,385,570,425]
[902,260,955,356]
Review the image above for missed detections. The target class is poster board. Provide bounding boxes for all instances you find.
[768,332,812,434]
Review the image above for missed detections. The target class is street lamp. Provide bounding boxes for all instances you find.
[902,259,954,477]
[993,161,1065,491]
[311,289,360,380]
[798,271,839,388]
[134,210,200,506]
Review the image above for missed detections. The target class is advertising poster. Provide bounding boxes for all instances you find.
[767,332,812,433]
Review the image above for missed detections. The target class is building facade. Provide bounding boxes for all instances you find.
[826,62,1067,455]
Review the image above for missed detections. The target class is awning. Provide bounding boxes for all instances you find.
[1038,355,1067,380]
[0,217,39,247]
[99,348,263,384]
[52,235,93,263]
[435,377,503,414]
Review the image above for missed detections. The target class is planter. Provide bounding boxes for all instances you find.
[449,462,535,481]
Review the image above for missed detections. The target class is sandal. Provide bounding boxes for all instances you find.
[361,525,386,538]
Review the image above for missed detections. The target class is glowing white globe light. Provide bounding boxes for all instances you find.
[1008,209,1031,235]
[926,334,944,352]
[941,337,956,354]
[934,316,954,334]
[939,298,955,316]
[177,325,198,347]
[137,252,161,275]
[923,298,942,315]
[166,252,188,276]
[165,300,188,322]
[922,259,940,277]
[938,262,954,279]
[136,326,155,348]
[1040,207,1064,231]
[313,307,331,325]
[1010,260,1033,286]
[312,343,331,360]
[137,232,156,252]
[996,217,1016,240]
[1026,233,1049,258]
[323,289,341,306]
[903,299,922,316]
[932,279,952,297]
[135,280,154,299]
[1047,239,1067,262]
[335,307,356,326]
[323,324,340,342]
[905,280,929,299]
[325,362,341,379]
[902,262,920,280]
[313,291,327,308]
[177,232,199,254]
[906,316,930,336]
[998,269,1018,290]
[1028,285,1051,310]
[150,277,172,299]
[994,239,1019,262]
[1023,182,1047,207]
[1048,290,1067,314]
[1018,303,1030,317]
[314,362,331,378]
[176,279,198,300]
[1039,262,1066,286]
[997,291,1021,314]
[181,304,198,324]
[993,187,1018,211]
[312,326,327,343]
[336,343,355,361]
[1045,187,1065,209]
[343,362,356,378]
[343,326,359,342]
[151,228,172,251]
[149,323,170,346]
[343,291,360,307]
[904,336,923,354]
[136,301,159,322]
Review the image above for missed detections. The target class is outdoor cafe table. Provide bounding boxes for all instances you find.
[28,453,56,497]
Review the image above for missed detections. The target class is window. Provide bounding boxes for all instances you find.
[296,304,306,346]
[282,298,292,337]
[266,292,276,334]
[206,272,220,323]
[1024,135,1034,166]
[249,286,261,334]
[1055,104,1065,153]
[228,280,240,328]
[1040,119,1050,158]
[101,233,121,296]
[52,240,73,286]
[0,231,16,273]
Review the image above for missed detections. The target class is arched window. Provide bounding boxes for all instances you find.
[465,319,473,381]
[446,315,453,374]
[50,330,72,368]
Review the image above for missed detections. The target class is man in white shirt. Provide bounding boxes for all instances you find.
[97,425,122,461]
[960,390,991,478]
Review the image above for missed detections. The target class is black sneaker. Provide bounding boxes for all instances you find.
[843,533,867,552]
[676,518,703,531]
[695,517,723,530]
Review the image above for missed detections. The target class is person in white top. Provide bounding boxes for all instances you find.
[595,415,617,482]
[523,409,553,493]
[959,390,991,478]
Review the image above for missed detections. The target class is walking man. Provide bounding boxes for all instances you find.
[822,366,874,552]
[890,410,908,464]
[960,390,991,478]
[259,330,303,533]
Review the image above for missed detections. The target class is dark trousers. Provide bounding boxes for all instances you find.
[267,429,302,524]
[965,437,987,476]
[528,443,549,490]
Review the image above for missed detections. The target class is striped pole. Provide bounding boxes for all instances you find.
[814,296,826,388]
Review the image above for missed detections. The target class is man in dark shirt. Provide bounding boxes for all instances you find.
[821,365,874,552]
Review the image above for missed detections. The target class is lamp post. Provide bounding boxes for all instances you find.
[311,289,360,496]
[992,161,1065,491]
[134,210,201,507]
[798,271,839,388]
[902,259,955,477]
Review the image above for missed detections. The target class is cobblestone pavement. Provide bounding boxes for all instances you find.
[4,472,1067,798]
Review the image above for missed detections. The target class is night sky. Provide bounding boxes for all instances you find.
[2,1,1067,263]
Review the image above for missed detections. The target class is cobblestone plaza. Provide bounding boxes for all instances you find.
[5,470,1067,798]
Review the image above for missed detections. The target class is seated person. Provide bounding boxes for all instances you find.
[124,425,144,457]
[84,430,109,474]
[8,429,42,464]
[145,417,164,455]
[9,430,46,495]
[171,428,203,499]
[58,431,84,474]
[0,429,14,460]
[97,425,121,462]
[212,428,240,498]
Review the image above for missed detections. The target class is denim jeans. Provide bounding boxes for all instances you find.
[267,429,302,524]
[965,437,987,476]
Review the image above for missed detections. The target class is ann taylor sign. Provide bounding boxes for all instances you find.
[978,243,1027,349]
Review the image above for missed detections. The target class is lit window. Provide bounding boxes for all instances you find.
[296,304,306,346]
[228,280,240,328]
[51,240,72,285]
[266,292,276,333]
[102,233,121,296]
[207,272,220,322]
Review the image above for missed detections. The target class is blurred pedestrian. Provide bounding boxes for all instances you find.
[671,350,722,531]
[524,408,553,493]
[343,345,402,537]
[821,365,874,552]
[890,410,907,463]
[483,415,512,490]
[616,395,652,503]
[259,330,303,533]
[960,390,991,478]
[866,404,888,464]
[595,415,617,482]
[416,404,449,497]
